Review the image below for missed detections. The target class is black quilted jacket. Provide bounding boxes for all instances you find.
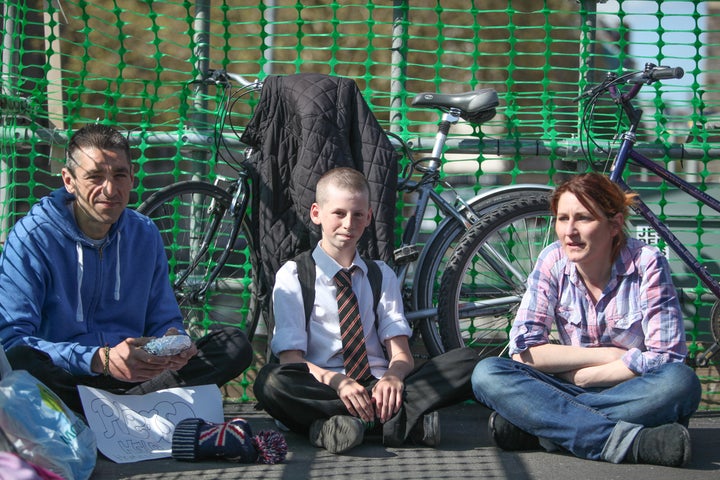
[240,73,398,291]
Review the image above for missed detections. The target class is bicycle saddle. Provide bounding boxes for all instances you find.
[411,89,499,124]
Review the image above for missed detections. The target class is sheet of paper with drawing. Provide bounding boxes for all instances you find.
[78,384,224,463]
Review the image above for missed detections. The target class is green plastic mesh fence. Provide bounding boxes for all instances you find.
[1,0,719,408]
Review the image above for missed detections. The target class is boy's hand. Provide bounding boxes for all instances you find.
[336,376,375,423]
[371,374,403,423]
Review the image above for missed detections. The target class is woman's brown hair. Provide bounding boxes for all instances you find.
[550,172,638,261]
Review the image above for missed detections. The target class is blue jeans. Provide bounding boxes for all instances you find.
[472,357,701,463]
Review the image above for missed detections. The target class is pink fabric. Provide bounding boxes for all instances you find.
[0,452,64,480]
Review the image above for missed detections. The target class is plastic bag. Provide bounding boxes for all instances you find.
[0,452,64,480]
[0,369,97,480]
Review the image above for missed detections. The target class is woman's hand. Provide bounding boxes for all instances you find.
[513,343,626,373]
[556,359,636,388]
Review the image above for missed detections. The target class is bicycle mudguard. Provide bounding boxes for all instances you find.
[422,183,554,247]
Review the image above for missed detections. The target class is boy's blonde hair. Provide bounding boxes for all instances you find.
[315,167,370,205]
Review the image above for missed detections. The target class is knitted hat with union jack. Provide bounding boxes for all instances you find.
[171,417,287,464]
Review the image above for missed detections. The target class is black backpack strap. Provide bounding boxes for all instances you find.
[361,256,382,332]
[294,251,387,359]
[293,250,317,325]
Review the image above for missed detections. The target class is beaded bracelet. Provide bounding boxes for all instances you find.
[103,346,111,377]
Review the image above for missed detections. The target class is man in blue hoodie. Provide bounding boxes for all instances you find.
[0,124,253,413]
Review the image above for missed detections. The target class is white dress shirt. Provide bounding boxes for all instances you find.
[271,243,412,378]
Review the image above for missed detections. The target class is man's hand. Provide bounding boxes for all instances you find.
[94,331,197,382]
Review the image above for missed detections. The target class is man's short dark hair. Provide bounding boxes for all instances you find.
[66,124,131,173]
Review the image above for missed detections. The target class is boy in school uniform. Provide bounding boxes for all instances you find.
[254,167,479,454]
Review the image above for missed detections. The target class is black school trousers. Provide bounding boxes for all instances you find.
[254,346,479,446]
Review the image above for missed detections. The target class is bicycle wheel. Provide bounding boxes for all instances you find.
[137,181,261,339]
[437,192,553,357]
[413,187,553,357]
[695,300,720,366]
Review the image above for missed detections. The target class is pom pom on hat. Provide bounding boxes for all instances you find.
[171,418,287,464]
[252,430,288,465]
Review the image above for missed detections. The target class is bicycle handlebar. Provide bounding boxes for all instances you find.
[574,63,684,102]
[191,69,261,90]
[644,65,684,81]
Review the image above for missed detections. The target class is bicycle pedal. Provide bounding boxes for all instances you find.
[394,245,420,264]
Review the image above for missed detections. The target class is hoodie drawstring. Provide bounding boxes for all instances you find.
[75,232,122,322]
[114,231,121,301]
[75,242,84,322]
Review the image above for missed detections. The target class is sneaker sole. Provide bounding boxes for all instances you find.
[422,411,441,447]
[309,416,364,454]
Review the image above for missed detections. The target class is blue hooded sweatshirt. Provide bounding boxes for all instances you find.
[0,187,184,375]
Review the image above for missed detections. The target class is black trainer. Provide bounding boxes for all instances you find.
[488,411,541,451]
[309,415,364,454]
[629,423,691,467]
[409,411,441,447]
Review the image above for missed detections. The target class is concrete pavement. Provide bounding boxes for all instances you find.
[90,401,720,480]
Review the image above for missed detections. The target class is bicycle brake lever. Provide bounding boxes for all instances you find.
[192,69,231,86]
[574,72,618,102]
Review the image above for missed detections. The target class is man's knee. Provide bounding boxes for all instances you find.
[200,326,254,376]
[5,345,51,371]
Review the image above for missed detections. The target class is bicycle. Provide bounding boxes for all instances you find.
[136,69,554,357]
[436,63,720,367]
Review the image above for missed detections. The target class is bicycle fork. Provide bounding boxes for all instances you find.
[177,177,250,302]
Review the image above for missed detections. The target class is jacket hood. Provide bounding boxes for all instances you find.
[38,188,125,320]
[39,187,124,245]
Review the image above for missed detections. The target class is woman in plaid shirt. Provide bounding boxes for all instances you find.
[472,172,701,467]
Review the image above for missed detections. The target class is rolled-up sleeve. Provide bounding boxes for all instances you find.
[621,248,686,374]
[508,244,562,355]
[375,262,412,341]
[270,262,308,356]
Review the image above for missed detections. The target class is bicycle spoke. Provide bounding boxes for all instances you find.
[137,182,259,339]
[437,193,553,357]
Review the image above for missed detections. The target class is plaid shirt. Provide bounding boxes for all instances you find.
[509,238,687,375]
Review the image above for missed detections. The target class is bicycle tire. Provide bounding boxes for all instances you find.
[437,192,553,356]
[137,181,261,340]
[413,188,553,357]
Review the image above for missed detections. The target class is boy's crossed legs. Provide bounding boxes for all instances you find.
[254,347,478,453]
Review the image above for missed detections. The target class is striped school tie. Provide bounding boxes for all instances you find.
[335,267,371,381]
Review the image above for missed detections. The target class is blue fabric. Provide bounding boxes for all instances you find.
[472,357,701,462]
[0,188,184,376]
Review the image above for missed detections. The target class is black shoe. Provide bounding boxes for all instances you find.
[488,411,540,451]
[409,411,441,447]
[629,423,691,467]
[309,416,364,454]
